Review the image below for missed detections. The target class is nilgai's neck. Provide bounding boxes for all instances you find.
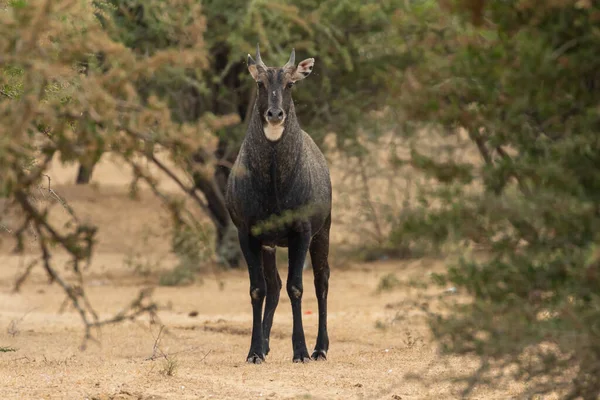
[246,101,303,192]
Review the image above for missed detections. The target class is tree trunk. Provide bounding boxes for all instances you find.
[76,163,96,185]
[189,44,253,268]
[75,150,102,185]
[191,142,242,268]
[75,54,105,186]
[215,216,242,268]
[213,136,243,267]
[192,174,242,267]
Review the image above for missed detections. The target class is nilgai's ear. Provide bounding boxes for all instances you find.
[291,58,315,82]
[248,54,259,81]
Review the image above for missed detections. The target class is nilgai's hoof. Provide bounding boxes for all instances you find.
[311,350,327,361]
[246,353,265,364]
[292,350,312,363]
[293,356,312,363]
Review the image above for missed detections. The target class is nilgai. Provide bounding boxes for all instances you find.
[225,45,332,364]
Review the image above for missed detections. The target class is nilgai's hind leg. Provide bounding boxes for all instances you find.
[262,247,282,356]
[287,228,312,363]
[309,214,331,361]
[239,232,266,364]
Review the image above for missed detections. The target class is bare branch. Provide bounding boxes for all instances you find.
[357,156,384,243]
[149,154,223,229]
[468,129,492,165]
[13,259,38,292]
[41,174,79,222]
[496,146,532,197]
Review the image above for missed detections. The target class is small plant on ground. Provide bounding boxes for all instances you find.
[403,330,424,349]
[376,273,401,293]
[0,347,16,352]
[161,357,178,377]
[374,319,388,331]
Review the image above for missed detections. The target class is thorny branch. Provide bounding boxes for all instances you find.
[8,177,159,350]
[13,259,38,292]
[149,154,223,229]
[1,0,233,353]
[57,109,223,229]
[4,111,218,350]
[125,158,207,235]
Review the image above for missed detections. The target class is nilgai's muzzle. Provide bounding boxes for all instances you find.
[265,108,285,124]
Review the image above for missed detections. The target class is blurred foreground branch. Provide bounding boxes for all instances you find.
[0,0,231,346]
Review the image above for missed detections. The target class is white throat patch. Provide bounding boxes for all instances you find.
[263,123,285,141]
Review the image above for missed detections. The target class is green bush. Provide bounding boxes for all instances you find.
[392,1,600,397]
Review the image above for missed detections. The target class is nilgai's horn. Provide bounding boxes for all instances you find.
[284,48,296,69]
[255,43,267,68]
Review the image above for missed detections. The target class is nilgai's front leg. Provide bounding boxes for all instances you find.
[309,215,331,360]
[262,247,282,356]
[239,232,266,364]
[287,228,312,363]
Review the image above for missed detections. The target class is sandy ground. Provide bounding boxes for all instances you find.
[0,153,529,399]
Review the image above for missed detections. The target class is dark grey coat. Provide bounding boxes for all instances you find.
[226,102,332,245]
[224,46,332,364]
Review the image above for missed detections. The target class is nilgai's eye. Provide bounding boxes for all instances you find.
[286,82,295,89]
[257,81,264,88]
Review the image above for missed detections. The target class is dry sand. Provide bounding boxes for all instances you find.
[0,153,531,399]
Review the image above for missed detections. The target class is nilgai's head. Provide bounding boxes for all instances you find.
[247,44,314,141]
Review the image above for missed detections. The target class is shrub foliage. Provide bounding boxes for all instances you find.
[74,0,408,266]
[393,1,600,397]
[0,0,234,345]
